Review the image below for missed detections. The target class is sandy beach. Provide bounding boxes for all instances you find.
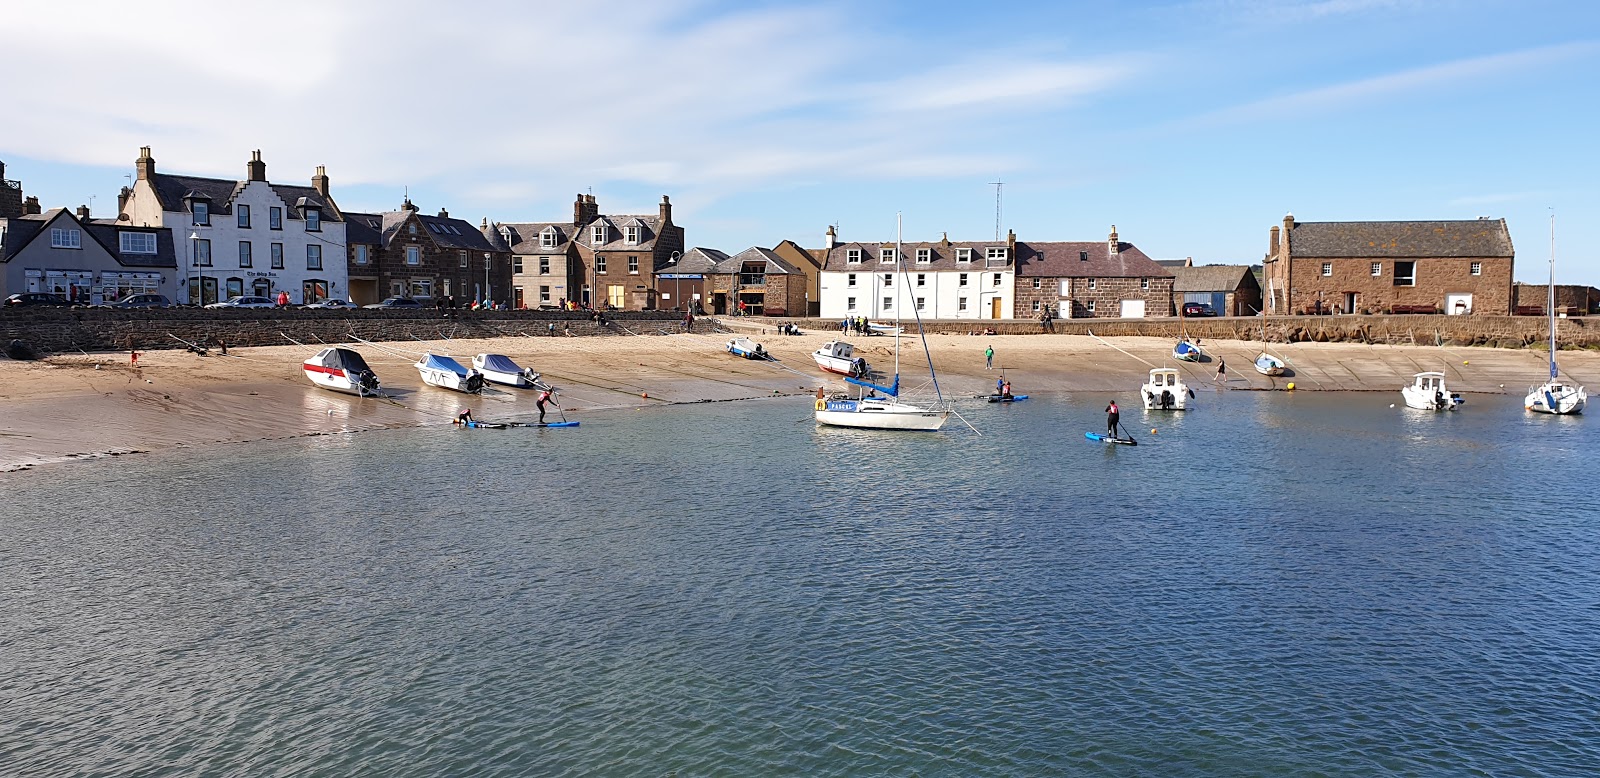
[3,320,1596,472]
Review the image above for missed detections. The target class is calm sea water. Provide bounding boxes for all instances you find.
[3,389,1598,776]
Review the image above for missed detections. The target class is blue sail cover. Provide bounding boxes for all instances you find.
[846,374,900,397]
[480,354,521,373]
[421,354,470,376]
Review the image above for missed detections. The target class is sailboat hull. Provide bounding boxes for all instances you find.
[815,398,948,431]
[1525,383,1586,414]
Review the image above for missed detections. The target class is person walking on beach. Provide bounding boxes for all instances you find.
[1105,400,1120,436]
[1216,357,1227,387]
[536,388,559,423]
[984,345,994,369]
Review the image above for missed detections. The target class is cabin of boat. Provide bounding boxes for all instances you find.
[1142,368,1189,410]
[303,347,381,396]
[473,353,543,388]
[727,337,767,359]
[1402,371,1464,411]
[813,340,868,377]
[416,353,484,393]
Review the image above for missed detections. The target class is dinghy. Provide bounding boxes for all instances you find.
[1173,340,1202,362]
[1254,352,1286,376]
[727,337,767,360]
[416,353,484,393]
[303,347,381,397]
[473,353,545,388]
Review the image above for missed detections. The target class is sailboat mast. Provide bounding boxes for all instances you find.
[894,213,902,381]
[1549,212,1558,379]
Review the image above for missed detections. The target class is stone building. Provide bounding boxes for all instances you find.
[1171,264,1262,316]
[1015,227,1174,319]
[771,236,826,316]
[118,147,348,305]
[1262,214,1515,316]
[342,200,508,305]
[486,219,578,309]
[1514,283,1600,316]
[1,206,176,301]
[818,229,1016,320]
[704,247,808,316]
[658,247,725,312]
[487,194,684,311]
[0,160,25,219]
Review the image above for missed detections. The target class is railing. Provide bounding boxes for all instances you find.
[737,274,766,286]
[2,179,21,191]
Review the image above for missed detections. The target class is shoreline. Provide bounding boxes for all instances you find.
[4,331,1596,472]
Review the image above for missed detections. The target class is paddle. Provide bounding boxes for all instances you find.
[1118,421,1139,445]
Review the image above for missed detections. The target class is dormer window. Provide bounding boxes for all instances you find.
[955,248,972,263]
[847,248,862,264]
[1080,251,1089,261]
[985,247,1008,266]
[592,224,607,245]
[540,227,558,249]
[305,207,321,232]
[192,201,209,226]
[916,248,931,264]
[624,225,641,245]
[879,247,896,264]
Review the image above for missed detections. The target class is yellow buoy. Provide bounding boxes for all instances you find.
[1463,360,1470,365]
[1150,428,1158,434]
[1286,382,1295,390]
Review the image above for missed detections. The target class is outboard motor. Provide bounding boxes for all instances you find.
[357,370,380,397]
[1161,390,1174,409]
[1434,389,1446,410]
[464,373,485,393]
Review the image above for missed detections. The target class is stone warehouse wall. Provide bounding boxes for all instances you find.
[0,309,696,355]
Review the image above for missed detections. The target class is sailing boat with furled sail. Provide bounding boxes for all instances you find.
[815,214,950,431]
[1525,213,1586,415]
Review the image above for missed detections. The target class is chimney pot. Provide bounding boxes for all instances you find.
[76,204,91,220]
[247,150,267,182]
[135,146,156,181]
[438,207,449,218]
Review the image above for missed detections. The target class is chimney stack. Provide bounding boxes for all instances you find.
[117,186,132,215]
[402,197,418,212]
[825,225,837,250]
[1269,226,1280,258]
[76,204,91,221]
[311,165,329,197]
[1108,225,1120,257]
[247,150,266,182]
[1007,228,1016,256]
[659,194,672,226]
[135,146,156,181]
[438,207,450,218]
[573,193,599,225]
[24,195,42,215]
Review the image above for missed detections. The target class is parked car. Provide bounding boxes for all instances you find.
[110,294,174,309]
[303,299,356,310]
[4,292,72,307]
[1182,302,1218,317]
[205,295,279,309]
[363,297,423,309]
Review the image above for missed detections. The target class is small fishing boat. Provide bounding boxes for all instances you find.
[727,337,767,360]
[813,340,869,377]
[1402,371,1464,411]
[416,353,484,393]
[867,321,902,336]
[473,353,545,388]
[1254,352,1286,376]
[1525,214,1586,415]
[1142,368,1192,410]
[303,347,381,397]
[1173,340,1203,362]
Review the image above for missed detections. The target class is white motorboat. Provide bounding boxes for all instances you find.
[1402,371,1464,411]
[303,347,381,397]
[813,340,868,377]
[816,214,950,432]
[473,353,545,388]
[1254,352,1286,376]
[1525,214,1586,415]
[416,353,484,393]
[727,337,767,360]
[1142,368,1191,410]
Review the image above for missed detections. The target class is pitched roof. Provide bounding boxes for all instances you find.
[1015,241,1171,278]
[667,247,727,274]
[1171,264,1256,292]
[343,211,384,245]
[147,173,339,221]
[1,210,175,267]
[376,210,499,252]
[494,222,575,254]
[1289,219,1514,258]
[821,240,1013,272]
[580,213,661,252]
[711,246,804,275]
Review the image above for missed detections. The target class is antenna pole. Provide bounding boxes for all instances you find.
[990,178,1003,241]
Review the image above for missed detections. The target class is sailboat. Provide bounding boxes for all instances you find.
[1525,213,1586,415]
[815,214,950,431]
[1254,301,1286,376]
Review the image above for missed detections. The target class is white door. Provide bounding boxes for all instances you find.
[1445,293,1472,315]
[1120,299,1146,318]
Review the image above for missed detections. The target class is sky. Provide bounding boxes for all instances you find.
[5,0,1599,283]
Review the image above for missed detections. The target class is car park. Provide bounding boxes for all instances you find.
[205,295,279,309]
[363,297,423,309]
[4,293,72,307]
[110,294,174,308]
[1182,302,1218,317]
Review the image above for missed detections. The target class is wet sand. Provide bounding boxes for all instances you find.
[4,322,1596,472]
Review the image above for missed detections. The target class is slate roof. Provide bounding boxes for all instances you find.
[667,247,727,274]
[1,210,175,267]
[492,222,576,255]
[343,211,384,245]
[1288,219,1514,259]
[821,240,1013,272]
[583,213,661,252]
[148,173,340,221]
[1171,264,1256,292]
[710,246,805,276]
[376,211,499,252]
[1015,241,1171,278]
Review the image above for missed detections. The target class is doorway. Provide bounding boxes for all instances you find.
[1120,299,1146,318]
[1344,292,1357,315]
[990,298,1002,319]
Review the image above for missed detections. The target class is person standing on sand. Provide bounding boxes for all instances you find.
[1105,400,1120,436]
[984,345,994,369]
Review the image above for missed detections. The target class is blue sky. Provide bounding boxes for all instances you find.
[6,0,1598,283]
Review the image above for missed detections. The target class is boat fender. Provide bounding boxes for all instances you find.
[816,399,826,411]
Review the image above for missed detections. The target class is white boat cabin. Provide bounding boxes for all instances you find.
[1141,368,1189,410]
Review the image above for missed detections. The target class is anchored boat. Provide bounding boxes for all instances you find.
[727,337,767,360]
[473,353,545,388]
[1402,372,1464,411]
[1142,368,1192,410]
[1525,214,1587,415]
[416,353,484,393]
[303,347,381,397]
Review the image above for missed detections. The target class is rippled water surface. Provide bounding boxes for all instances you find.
[4,390,1599,776]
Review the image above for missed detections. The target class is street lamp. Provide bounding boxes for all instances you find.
[667,250,681,310]
[483,252,491,309]
[188,227,206,306]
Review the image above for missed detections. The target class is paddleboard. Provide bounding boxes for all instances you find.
[509,421,580,428]
[1085,432,1137,445]
[985,394,1029,403]
[460,420,507,429]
